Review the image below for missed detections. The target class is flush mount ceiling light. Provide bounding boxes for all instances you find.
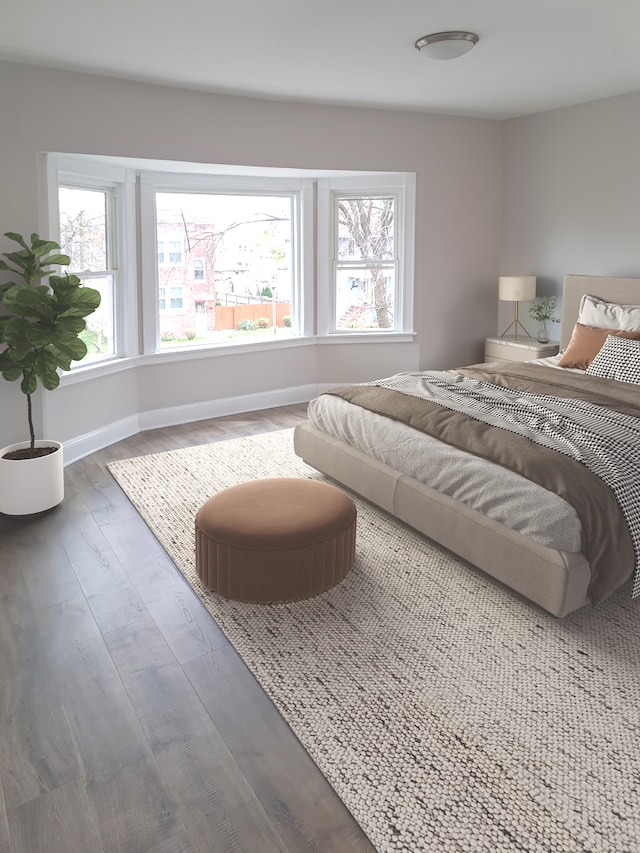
[415,31,479,60]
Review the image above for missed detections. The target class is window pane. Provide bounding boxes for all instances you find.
[59,187,108,271]
[337,197,394,262]
[77,275,115,362]
[169,241,182,264]
[335,268,394,330]
[170,286,183,309]
[156,192,294,348]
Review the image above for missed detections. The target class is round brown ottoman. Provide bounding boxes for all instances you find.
[195,478,356,603]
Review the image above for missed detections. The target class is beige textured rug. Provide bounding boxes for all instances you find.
[108,428,640,853]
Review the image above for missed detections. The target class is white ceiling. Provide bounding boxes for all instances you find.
[3,0,640,119]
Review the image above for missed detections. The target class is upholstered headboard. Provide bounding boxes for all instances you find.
[560,275,640,349]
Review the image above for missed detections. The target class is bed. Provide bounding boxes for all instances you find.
[293,275,640,617]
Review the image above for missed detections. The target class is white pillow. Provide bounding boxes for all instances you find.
[585,335,640,384]
[578,293,640,331]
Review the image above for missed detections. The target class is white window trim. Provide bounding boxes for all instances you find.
[41,155,414,386]
[140,171,312,353]
[317,173,415,337]
[43,154,138,366]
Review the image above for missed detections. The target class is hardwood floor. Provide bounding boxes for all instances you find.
[0,405,375,853]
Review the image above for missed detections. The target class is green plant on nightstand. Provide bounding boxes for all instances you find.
[528,295,559,343]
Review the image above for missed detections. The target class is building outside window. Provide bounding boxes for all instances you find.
[153,191,295,349]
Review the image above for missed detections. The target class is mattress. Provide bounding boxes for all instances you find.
[308,390,583,553]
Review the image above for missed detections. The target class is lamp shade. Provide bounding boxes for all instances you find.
[498,275,536,302]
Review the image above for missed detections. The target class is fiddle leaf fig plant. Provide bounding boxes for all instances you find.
[0,232,101,457]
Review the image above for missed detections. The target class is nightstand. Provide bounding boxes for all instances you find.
[484,336,559,363]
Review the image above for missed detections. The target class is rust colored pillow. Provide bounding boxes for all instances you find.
[558,323,640,369]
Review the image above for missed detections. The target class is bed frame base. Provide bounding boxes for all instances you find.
[294,422,592,618]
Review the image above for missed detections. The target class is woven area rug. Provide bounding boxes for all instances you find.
[107,428,640,853]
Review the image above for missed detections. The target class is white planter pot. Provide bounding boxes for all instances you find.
[0,440,64,515]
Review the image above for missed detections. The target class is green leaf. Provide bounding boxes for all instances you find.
[0,260,19,274]
[52,336,88,361]
[20,372,37,395]
[0,365,22,382]
[4,286,54,320]
[0,281,19,299]
[35,350,61,389]
[32,241,61,258]
[52,352,72,372]
[2,251,31,270]
[4,232,29,250]
[24,325,54,347]
[3,318,33,348]
[50,272,82,290]
[6,345,37,367]
[59,289,102,317]
[40,370,60,391]
[55,316,87,335]
[39,252,70,267]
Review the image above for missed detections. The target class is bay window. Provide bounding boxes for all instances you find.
[45,154,415,377]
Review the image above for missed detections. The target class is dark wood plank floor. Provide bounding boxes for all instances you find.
[0,404,376,853]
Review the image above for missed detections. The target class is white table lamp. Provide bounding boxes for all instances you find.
[499,275,536,339]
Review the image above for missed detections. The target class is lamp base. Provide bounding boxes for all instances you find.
[500,319,533,340]
[500,301,532,340]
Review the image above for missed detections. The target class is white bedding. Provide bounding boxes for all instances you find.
[308,377,583,552]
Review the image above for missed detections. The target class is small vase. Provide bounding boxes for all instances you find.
[537,320,549,344]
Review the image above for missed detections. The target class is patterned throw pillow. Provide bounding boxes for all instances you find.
[557,323,640,369]
[585,335,640,384]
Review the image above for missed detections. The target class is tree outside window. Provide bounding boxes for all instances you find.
[335,196,396,331]
[58,186,117,362]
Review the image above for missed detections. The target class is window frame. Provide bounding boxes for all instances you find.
[140,172,312,353]
[317,174,415,338]
[44,154,137,369]
[43,155,414,383]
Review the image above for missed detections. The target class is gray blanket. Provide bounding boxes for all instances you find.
[326,363,640,605]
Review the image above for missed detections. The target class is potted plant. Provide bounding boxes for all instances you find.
[528,295,559,343]
[0,232,101,515]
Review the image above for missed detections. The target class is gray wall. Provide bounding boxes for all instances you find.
[0,60,501,451]
[499,91,640,333]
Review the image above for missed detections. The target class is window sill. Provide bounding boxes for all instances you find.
[315,332,416,344]
[60,356,138,386]
[58,332,416,384]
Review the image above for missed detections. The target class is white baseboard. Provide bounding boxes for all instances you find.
[62,415,141,465]
[62,384,321,465]
[138,384,317,431]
